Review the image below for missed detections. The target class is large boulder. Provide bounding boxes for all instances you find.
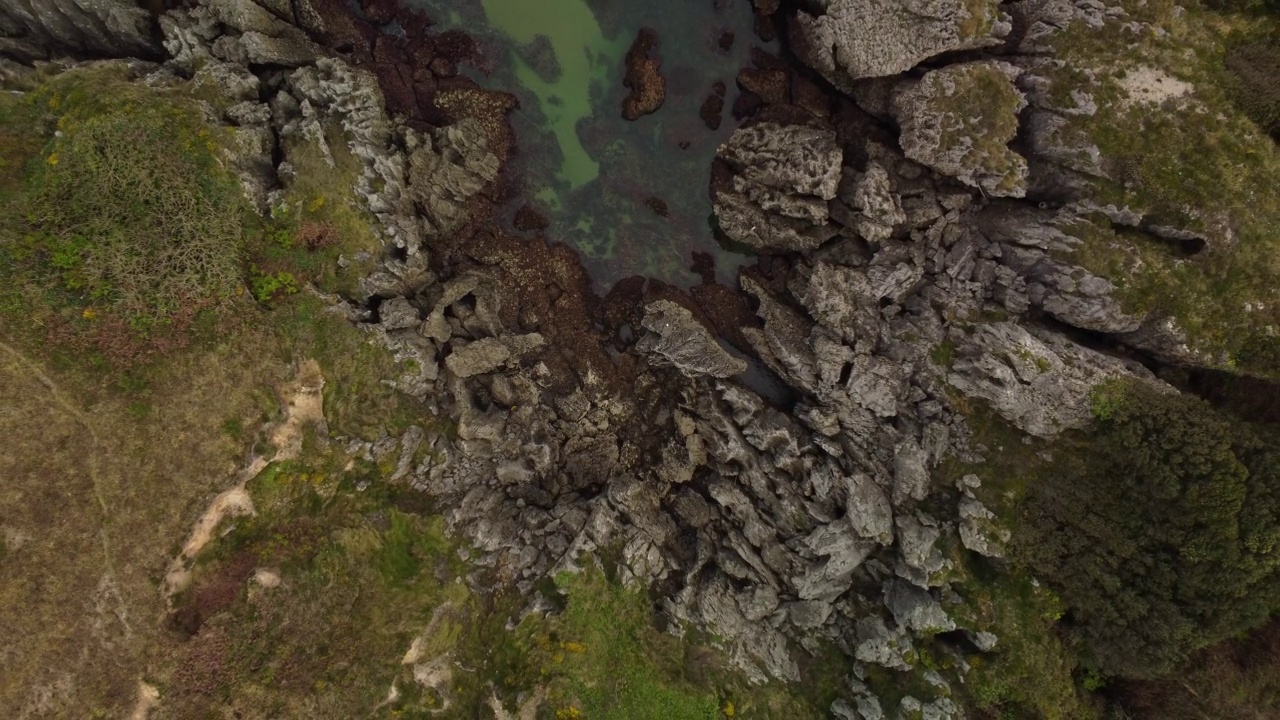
[636,301,747,379]
[891,61,1029,198]
[713,122,843,252]
[790,0,1011,89]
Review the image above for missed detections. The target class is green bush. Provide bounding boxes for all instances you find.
[0,68,249,364]
[1224,33,1280,137]
[1018,382,1280,677]
[26,93,245,322]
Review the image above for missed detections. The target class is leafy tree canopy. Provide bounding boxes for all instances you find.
[1019,382,1280,677]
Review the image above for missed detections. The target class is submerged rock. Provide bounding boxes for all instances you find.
[621,27,666,120]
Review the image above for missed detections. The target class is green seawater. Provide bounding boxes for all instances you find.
[479,0,627,189]
[406,0,771,290]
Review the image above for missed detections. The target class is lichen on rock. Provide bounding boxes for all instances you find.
[790,0,1011,88]
[891,61,1030,198]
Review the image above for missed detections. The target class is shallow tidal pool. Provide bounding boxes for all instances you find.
[410,0,773,290]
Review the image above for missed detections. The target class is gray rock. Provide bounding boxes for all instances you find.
[832,699,859,720]
[239,30,320,67]
[895,514,948,587]
[856,693,885,720]
[201,0,296,36]
[444,334,544,378]
[838,161,906,242]
[191,60,261,104]
[947,322,1149,437]
[854,615,914,670]
[791,0,1011,88]
[788,599,834,629]
[845,473,893,544]
[899,696,962,720]
[848,355,907,418]
[892,438,930,506]
[379,297,421,330]
[884,579,956,635]
[742,276,820,393]
[713,122,843,252]
[891,61,1029,198]
[636,300,746,378]
[0,0,159,62]
[958,495,1009,557]
[718,122,843,200]
[793,518,877,601]
[968,630,999,651]
[791,262,883,346]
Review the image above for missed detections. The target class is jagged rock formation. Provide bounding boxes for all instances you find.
[0,0,159,61]
[891,61,1030,198]
[790,0,1012,88]
[636,301,748,379]
[4,0,1263,716]
[713,121,843,251]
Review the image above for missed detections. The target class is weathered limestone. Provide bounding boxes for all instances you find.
[891,62,1030,198]
[790,0,1011,89]
[714,122,843,252]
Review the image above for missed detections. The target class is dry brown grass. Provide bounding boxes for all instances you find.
[1117,619,1280,719]
[0,325,290,718]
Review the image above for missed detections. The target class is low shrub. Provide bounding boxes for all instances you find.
[1,68,249,365]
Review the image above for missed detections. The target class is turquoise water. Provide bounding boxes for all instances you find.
[407,0,771,290]
[479,0,628,189]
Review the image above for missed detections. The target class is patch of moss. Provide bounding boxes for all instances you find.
[908,61,1027,195]
[951,570,1095,720]
[249,124,384,300]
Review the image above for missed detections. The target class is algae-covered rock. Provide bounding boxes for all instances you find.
[891,61,1029,198]
[790,0,1010,88]
[621,27,665,121]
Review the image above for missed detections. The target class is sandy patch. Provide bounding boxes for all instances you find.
[127,681,159,720]
[162,360,326,598]
[1117,65,1193,106]
[252,568,282,588]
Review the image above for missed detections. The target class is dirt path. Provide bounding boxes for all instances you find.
[162,359,327,599]
[126,681,159,720]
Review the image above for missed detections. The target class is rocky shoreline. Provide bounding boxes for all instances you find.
[2,0,1269,717]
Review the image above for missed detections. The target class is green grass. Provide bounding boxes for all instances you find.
[951,570,1096,720]
[1,66,248,365]
[1044,1,1280,373]
[541,569,723,719]
[924,62,1027,195]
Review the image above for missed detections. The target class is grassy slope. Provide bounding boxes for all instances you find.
[0,64,833,719]
[1044,0,1280,373]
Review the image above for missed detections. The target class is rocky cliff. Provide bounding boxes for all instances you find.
[4,0,1277,717]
